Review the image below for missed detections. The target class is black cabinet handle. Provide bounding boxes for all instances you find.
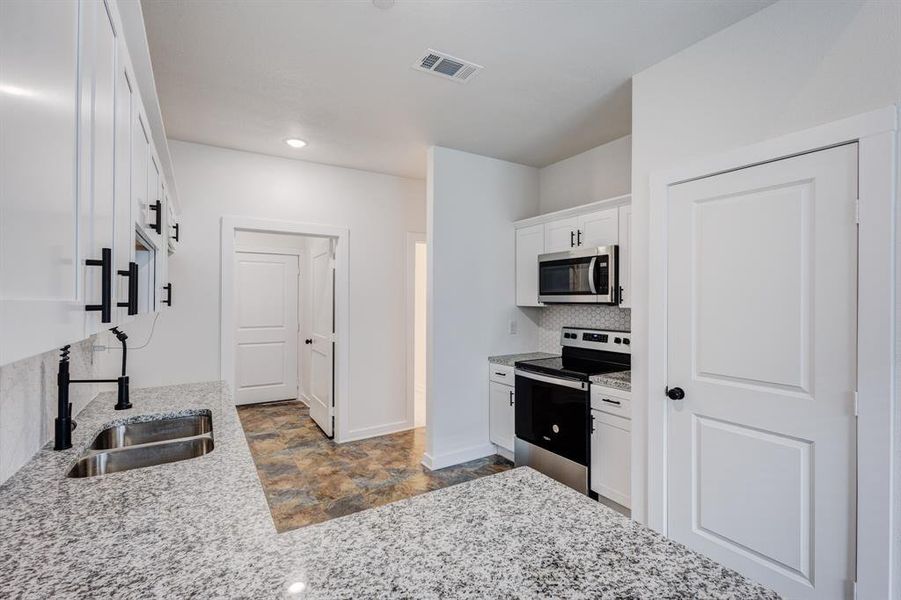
[117,262,138,315]
[590,413,596,434]
[149,200,162,234]
[508,390,514,407]
[570,231,575,247]
[85,247,112,323]
[602,398,621,406]
[163,283,172,307]
[172,223,179,242]
[577,229,582,246]
[494,371,506,377]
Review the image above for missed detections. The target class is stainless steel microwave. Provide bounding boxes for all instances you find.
[537,246,619,304]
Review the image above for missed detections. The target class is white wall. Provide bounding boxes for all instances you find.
[629,0,901,539]
[539,135,631,214]
[426,146,541,469]
[107,140,425,441]
[413,242,427,428]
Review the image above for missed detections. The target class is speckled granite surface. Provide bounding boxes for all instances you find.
[590,369,631,392]
[0,381,776,599]
[488,351,557,367]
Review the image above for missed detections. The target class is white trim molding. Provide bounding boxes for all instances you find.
[220,216,352,442]
[646,105,898,599]
[422,443,496,471]
[405,231,427,432]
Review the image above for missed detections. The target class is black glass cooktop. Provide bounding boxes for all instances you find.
[515,354,629,382]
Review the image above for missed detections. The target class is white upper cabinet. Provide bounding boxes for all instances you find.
[0,0,176,366]
[544,216,581,253]
[81,0,118,337]
[514,196,630,308]
[578,207,618,248]
[0,0,83,365]
[617,205,632,308]
[515,225,544,307]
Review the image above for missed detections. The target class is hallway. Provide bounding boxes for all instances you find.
[238,400,512,532]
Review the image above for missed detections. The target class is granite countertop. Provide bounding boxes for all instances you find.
[0,381,776,599]
[488,351,557,367]
[590,369,631,392]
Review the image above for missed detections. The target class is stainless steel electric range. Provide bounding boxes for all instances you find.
[514,326,631,494]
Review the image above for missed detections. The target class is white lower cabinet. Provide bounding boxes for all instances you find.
[489,379,515,452]
[590,385,631,509]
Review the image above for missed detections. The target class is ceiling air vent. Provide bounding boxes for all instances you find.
[413,49,483,83]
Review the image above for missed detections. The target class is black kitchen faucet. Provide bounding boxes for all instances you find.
[54,327,131,451]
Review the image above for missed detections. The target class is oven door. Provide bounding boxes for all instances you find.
[514,370,590,466]
[537,249,598,303]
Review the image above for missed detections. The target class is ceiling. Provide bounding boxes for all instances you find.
[142,0,772,179]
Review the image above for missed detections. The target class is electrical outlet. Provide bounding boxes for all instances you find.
[508,319,518,335]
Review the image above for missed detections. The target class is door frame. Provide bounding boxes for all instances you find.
[646,105,898,598]
[405,232,427,429]
[221,216,350,441]
[232,246,304,405]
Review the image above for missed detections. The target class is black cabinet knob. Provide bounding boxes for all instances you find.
[666,387,685,400]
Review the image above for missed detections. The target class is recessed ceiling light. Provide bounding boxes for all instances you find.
[285,138,307,149]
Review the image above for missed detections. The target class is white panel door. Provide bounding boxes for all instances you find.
[0,0,83,365]
[666,144,858,599]
[577,207,618,248]
[544,217,579,253]
[308,238,335,437]
[515,224,544,307]
[234,252,299,405]
[488,381,514,451]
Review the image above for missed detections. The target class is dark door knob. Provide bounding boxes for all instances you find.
[666,387,685,400]
[305,339,313,344]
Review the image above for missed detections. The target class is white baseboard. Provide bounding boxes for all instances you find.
[343,419,412,443]
[297,393,310,407]
[494,444,514,462]
[422,442,497,470]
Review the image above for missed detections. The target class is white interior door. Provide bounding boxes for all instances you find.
[308,238,335,437]
[666,144,858,599]
[234,252,298,405]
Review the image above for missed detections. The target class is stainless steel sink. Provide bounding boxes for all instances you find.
[89,414,212,449]
[68,413,214,478]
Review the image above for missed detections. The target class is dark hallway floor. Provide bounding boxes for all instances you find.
[237,400,513,532]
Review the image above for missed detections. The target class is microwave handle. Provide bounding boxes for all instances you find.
[588,256,597,294]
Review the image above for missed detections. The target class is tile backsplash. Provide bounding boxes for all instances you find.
[537,305,631,353]
[0,337,98,484]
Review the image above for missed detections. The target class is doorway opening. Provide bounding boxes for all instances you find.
[222,220,341,440]
[406,233,427,431]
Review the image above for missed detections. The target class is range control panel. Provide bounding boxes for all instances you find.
[560,327,631,353]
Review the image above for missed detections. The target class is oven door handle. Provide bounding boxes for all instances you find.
[515,369,587,390]
[588,256,597,294]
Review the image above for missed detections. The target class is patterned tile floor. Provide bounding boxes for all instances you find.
[237,400,513,532]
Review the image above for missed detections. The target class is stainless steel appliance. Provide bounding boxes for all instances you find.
[514,327,631,494]
[537,246,619,304]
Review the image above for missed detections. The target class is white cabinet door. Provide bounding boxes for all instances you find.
[544,216,579,253]
[590,410,631,508]
[489,381,515,451]
[81,0,118,336]
[0,0,84,365]
[617,205,631,308]
[515,224,544,307]
[114,40,135,324]
[578,207,618,248]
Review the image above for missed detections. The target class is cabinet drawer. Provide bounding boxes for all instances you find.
[590,387,631,419]
[489,364,515,385]
[592,409,631,432]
